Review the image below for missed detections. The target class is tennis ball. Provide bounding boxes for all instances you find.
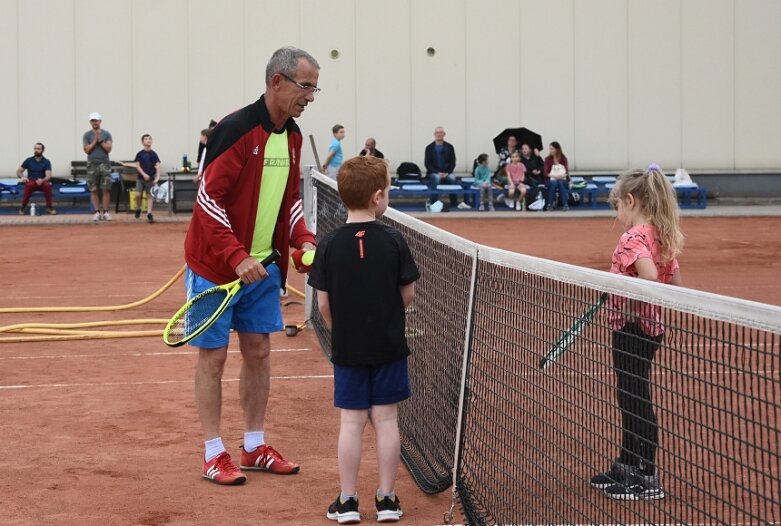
[301,250,315,266]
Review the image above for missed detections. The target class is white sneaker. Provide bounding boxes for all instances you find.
[515,201,522,211]
[457,202,471,209]
[488,204,495,212]
[92,211,101,222]
[504,198,513,208]
[478,204,485,211]
[102,211,113,221]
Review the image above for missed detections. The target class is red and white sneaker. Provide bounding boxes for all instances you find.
[202,451,247,485]
[240,444,300,474]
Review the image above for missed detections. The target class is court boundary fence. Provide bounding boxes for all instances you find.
[304,168,781,525]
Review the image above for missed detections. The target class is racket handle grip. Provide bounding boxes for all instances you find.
[261,249,281,267]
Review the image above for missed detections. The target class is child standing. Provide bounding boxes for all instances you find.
[591,165,684,501]
[322,124,346,179]
[505,151,527,211]
[308,156,420,523]
[123,134,161,223]
[473,153,494,211]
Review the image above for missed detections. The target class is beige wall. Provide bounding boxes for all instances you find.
[2,0,779,177]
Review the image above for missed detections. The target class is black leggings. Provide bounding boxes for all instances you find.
[612,323,663,475]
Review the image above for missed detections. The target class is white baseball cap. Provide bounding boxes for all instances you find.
[89,112,102,121]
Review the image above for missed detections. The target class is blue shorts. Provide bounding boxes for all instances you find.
[333,357,412,410]
[185,265,283,349]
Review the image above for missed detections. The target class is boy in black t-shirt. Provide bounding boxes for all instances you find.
[308,156,420,524]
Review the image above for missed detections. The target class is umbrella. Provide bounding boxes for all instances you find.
[492,127,543,154]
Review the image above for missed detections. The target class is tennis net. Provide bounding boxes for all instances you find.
[305,169,781,525]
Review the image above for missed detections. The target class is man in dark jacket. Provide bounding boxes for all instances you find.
[424,127,469,208]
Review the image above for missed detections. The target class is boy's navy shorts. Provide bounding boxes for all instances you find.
[333,357,412,410]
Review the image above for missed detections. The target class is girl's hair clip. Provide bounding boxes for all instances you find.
[647,163,661,172]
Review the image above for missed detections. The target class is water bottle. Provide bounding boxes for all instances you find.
[30,203,36,216]
[182,154,189,173]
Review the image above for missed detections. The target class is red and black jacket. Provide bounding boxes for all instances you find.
[184,95,315,286]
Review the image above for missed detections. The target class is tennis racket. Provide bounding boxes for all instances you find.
[539,292,608,370]
[162,250,280,347]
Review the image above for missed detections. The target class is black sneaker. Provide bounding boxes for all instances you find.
[604,472,665,500]
[375,495,403,523]
[147,213,154,223]
[590,460,634,489]
[326,495,360,524]
[134,208,141,219]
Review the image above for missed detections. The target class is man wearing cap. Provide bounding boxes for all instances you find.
[83,112,114,221]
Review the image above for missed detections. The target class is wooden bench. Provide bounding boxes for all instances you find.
[70,160,139,213]
[390,182,479,210]
[0,177,93,212]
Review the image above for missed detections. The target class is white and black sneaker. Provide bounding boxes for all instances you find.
[604,472,665,501]
[327,495,360,524]
[590,460,634,489]
[375,495,403,523]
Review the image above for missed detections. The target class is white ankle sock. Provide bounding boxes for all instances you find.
[204,437,226,462]
[340,492,357,503]
[243,431,265,452]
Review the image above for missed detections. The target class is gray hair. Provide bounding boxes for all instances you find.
[265,46,320,85]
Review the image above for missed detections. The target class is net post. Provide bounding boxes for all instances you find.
[302,165,318,326]
[445,247,480,523]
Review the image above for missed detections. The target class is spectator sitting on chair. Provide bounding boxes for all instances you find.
[505,151,527,211]
[473,153,494,212]
[424,126,469,209]
[322,124,345,179]
[494,135,519,187]
[359,137,384,159]
[520,143,546,206]
[543,141,570,211]
[17,142,56,215]
[83,112,114,222]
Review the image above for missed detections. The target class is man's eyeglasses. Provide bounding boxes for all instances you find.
[279,73,321,94]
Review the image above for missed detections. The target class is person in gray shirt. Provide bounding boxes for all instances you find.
[83,112,114,221]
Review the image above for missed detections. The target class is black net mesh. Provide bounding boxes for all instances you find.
[308,170,781,525]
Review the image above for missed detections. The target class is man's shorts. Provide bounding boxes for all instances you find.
[86,162,113,191]
[185,264,283,349]
[135,179,155,194]
[333,357,412,410]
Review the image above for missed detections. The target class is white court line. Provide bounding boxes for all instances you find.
[0,374,333,390]
[0,348,311,361]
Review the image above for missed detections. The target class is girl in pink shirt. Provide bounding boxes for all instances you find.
[591,164,684,502]
[505,151,527,211]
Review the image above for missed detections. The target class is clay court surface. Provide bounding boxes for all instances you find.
[1,214,779,525]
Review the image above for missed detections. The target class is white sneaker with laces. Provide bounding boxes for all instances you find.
[103,211,113,221]
[515,201,522,211]
[92,211,101,222]
[457,202,471,209]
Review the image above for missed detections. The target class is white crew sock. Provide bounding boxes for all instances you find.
[204,437,226,462]
[377,489,396,500]
[243,431,265,452]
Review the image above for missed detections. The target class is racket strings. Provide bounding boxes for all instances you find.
[167,289,229,344]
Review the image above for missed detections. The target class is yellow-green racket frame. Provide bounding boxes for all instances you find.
[162,250,280,347]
